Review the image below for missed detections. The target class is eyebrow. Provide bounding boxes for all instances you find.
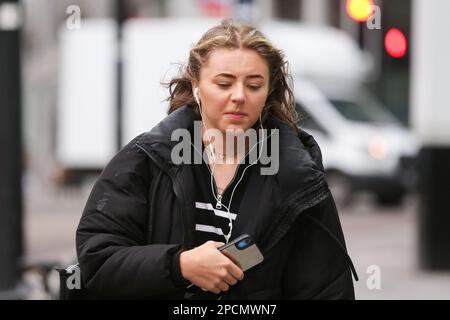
[214,73,265,80]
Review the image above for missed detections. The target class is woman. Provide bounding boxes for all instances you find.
[76,19,358,299]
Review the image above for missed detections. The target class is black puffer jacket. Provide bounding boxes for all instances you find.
[76,106,358,299]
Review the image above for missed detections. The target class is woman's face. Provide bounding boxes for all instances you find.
[194,48,270,134]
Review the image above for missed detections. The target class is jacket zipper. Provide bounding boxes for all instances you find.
[195,146,243,210]
[260,178,359,281]
[215,194,223,209]
[260,178,329,253]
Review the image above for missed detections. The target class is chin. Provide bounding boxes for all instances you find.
[222,124,248,133]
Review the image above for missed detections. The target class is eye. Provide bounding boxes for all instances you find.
[217,83,231,89]
[248,85,262,91]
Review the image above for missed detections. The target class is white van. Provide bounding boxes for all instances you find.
[56,18,419,205]
[294,80,419,206]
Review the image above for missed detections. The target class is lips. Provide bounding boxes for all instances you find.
[225,112,246,120]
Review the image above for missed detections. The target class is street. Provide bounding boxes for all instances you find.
[340,192,450,299]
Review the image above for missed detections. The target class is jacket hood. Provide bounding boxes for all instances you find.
[137,105,325,199]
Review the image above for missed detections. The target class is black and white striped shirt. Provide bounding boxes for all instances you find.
[191,158,253,247]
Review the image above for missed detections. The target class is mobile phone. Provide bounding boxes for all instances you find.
[218,234,264,272]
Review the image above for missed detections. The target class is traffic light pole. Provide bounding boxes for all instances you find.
[115,0,134,150]
[115,0,125,150]
[0,0,24,298]
[412,0,450,270]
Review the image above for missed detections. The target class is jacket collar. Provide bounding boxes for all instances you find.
[137,106,197,165]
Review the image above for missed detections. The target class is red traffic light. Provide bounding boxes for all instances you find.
[385,28,407,58]
[346,0,374,22]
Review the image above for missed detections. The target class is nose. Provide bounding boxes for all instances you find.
[231,85,245,104]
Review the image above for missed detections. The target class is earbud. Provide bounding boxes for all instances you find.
[194,86,215,163]
[194,87,200,105]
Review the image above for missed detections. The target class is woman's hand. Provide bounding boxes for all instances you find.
[180,241,244,294]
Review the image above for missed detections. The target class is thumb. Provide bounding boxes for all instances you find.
[213,241,225,249]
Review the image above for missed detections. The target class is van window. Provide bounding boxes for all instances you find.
[295,102,328,135]
[329,92,400,124]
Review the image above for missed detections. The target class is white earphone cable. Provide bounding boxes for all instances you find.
[194,88,270,243]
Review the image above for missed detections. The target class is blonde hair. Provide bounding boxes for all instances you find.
[164,19,299,133]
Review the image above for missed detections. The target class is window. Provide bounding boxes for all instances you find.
[329,91,400,125]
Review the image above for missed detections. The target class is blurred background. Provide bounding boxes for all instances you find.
[1,0,449,299]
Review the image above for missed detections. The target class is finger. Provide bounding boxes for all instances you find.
[227,260,244,281]
[222,273,238,286]
[216,281,229,292]
[209,286,221,294]
[213,241,225,249]
[221,249,242,268]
